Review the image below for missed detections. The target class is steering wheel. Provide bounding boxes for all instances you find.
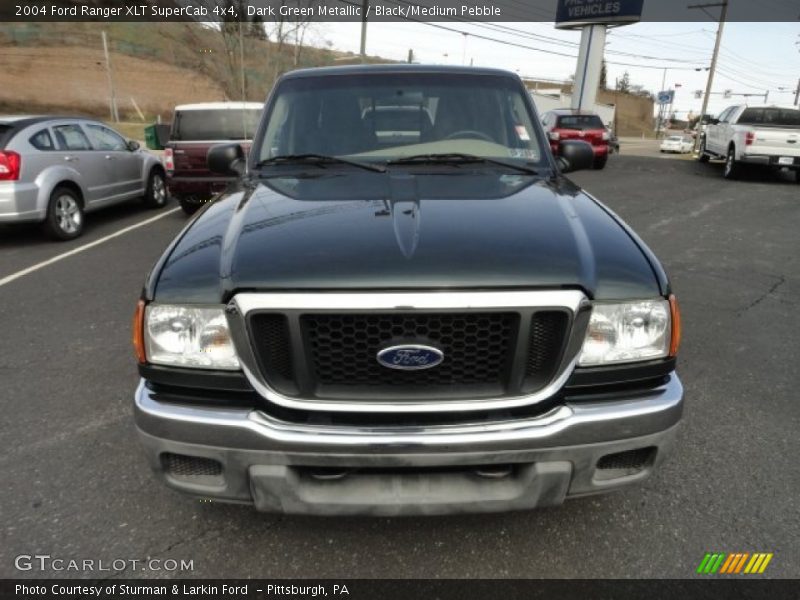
[443,130,495,142]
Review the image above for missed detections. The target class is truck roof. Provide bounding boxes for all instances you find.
[280,64,520,80]
[549,108,601,116]
[173,102,263,111]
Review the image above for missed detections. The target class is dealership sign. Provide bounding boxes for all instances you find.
[556,0,645,28]
[657,90,675,105]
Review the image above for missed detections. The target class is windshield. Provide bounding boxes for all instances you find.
[738,107,800,127]
[556,115,605,130]
[171,108,262,141]
[666,136,684,141]
[257,73,544,166]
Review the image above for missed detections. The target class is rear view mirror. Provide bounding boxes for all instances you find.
[208,144,245,177]
[557,140,594,173]
[127,140,140,152]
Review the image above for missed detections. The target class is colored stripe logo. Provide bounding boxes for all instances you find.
[697,552,773,574]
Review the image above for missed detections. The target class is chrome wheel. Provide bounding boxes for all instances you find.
[152,174,166,205]
[55,194,82,234]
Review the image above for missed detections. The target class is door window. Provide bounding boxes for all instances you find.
[29,129,56,151]
[53,124,92,150]
[85,124,128,151]
[717,108,734,123]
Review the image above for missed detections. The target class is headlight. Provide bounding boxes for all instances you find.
[578,299,671,366]
[145,304,240,370]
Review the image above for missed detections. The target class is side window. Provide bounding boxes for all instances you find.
[717,108,733,123]
[52,124,92,151]
[85,124,128,151]
[29,129,55,151]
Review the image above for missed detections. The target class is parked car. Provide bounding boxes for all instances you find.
[660,135,694,154]
[164,102,263,215]
[699,105,800,180]
[0,116,166,240]
[541,109,610,169]
[133,65,682,515]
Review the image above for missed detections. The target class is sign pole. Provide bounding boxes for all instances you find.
[571,24,607,111]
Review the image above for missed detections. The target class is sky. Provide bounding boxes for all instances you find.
[309,20,800,119]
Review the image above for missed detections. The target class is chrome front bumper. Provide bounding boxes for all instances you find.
[134,374,683,515]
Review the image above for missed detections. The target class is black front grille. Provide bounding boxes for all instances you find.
[302,313,518,392]
[250,314,296,394]
[247,307,571,401]
[524,311,570,392]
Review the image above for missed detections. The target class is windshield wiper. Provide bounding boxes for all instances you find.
[386,153,539,175]
[255,154,386,173]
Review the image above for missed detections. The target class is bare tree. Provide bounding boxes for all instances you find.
[265,1,316,82]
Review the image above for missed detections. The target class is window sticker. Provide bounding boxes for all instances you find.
[515,125,531,141]
[508,148,538,159]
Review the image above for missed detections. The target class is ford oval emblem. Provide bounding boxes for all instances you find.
[376,345,444,371]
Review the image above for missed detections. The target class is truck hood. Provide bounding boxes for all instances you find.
[152,171,663,303]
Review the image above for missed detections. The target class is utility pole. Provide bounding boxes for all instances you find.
[360,0,369,62]
[238,19,246,101]
[238,19,247,141]
[101,31,119,123]
[794,78,799,106]
[689,0,727,150]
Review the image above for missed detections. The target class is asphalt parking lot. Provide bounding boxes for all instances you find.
[1,145,798,579]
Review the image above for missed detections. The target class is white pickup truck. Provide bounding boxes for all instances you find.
[699,105,800,181]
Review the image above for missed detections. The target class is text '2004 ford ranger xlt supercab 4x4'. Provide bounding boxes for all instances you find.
[132,65,683,515]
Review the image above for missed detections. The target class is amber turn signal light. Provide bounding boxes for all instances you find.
[132,299,146,364]
[669,294,681,357]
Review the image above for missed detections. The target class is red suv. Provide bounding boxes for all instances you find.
[164,102,262,214]
[542,109,610,170]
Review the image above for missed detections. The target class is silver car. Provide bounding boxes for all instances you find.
[0,116,167,240]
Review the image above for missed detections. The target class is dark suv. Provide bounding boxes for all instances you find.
[164,102,262,214]
[542,109,610,169]
[133,65,682,515]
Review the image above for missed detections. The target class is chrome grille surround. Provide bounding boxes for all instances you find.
[226,291,590,413]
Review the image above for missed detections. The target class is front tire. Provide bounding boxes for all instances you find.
[178,197,201,216]
[44,186,84,240]
[593,156,607,170]
[723,146,741,180]
[697,137,710,163]
[143,169,168,209]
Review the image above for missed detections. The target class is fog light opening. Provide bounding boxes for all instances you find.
[161,453,223,484]
[308,467,351,481]
[474,464,514,479]
[594,447,656,481]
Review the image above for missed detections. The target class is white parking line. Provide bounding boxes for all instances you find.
[0,208,180,288]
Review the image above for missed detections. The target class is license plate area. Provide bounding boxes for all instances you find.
[777,156,795,165]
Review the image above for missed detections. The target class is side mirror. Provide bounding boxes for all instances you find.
[127,140,140,152]
[557,140,594,173]
[208,144,245,177]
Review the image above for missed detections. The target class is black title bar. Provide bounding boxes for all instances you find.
[3,0,798,23]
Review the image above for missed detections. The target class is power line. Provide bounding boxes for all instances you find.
[386,0,709,65]
[357,0,709,71]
